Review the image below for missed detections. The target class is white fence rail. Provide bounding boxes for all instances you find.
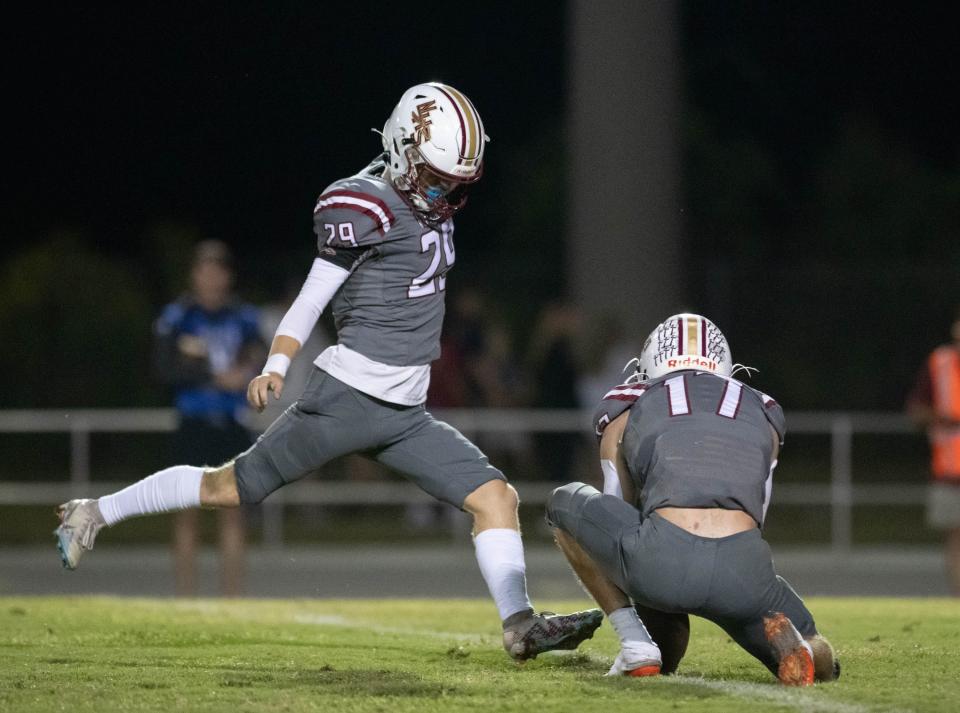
[0,408,927,552]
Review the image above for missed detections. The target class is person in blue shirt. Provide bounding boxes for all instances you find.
[153,240,266,595]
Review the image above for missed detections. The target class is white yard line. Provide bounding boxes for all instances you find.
[170,602,910,713]
[561,649,908,713]
[292,613,484,642]
[167,600,487,641]
[661,676,906,713]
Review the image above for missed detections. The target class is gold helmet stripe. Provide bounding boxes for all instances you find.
[687,317,700,358]
[441,84,481,164]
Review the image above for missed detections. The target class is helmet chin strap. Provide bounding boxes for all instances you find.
[622,357,646,384]
[730,364,759,379]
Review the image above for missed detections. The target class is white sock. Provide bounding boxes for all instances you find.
[97,465,204,526]
[473,528,534,622]
[609,606,655,646]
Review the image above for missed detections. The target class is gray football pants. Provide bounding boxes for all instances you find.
[234,368,505,508]
[546,482,817,675]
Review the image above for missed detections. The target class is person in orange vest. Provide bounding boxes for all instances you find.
[906,307,960,596]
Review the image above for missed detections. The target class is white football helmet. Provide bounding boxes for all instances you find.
[635,313,733,381]
[381,82,489,224]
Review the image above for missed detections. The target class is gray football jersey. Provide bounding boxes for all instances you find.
[593,371,785,524]
[313,159,454,366]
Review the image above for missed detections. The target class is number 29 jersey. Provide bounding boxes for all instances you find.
[310,159,454,405]
[593,370,786,525]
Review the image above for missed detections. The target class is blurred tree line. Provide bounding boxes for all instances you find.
[686,114,959,409]
[681,2,959,409]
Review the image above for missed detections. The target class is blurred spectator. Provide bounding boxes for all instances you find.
[526,302,583,482]
[470,321,533,478]
[434,288,531,409]
[576,314,641,409]
[153,241,266,596]
[906,306,960,596]
[447,289,488,362]
[413,289,489,532]
[414,291,533,531]
[429,288,488,408]
[245,279,335,537]
[426,329,470,409]
[473,323,529,408]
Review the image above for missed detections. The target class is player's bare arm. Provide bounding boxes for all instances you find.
[599,411,634,502]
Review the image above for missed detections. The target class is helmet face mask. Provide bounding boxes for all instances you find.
[395,147,473,223]
[382,82,488,225]
[636,313,733,381]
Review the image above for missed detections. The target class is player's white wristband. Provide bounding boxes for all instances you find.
[262,353,291,378]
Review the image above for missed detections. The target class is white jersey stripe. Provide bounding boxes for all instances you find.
[718,380,743,419]
[603,387,647,399]
[315,195,393,232]
[665,375,690,416]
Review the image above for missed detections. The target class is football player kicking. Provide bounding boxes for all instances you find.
[546,314,840,684]
[55,82,602,661]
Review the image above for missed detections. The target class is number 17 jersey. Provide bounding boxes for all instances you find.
[310,159,455,406]
[593,370,786,525]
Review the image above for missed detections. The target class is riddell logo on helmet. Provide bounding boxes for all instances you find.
[411,100,437,146]
[667,357,717,371]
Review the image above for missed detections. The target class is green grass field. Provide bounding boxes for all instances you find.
[1,597,958,712]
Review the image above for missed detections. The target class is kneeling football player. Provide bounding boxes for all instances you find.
[547,314,839,684]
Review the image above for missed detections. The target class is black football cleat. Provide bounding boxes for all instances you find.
[502,609,604,661]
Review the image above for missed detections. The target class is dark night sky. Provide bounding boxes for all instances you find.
[3,3,959,410]
[6,3,957,264]
[685,3,958,170]
[5,3,565,280]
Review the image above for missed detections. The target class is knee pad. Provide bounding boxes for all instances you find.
[545,482,587,528]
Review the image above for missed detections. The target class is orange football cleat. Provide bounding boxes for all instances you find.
[763,612,815,686]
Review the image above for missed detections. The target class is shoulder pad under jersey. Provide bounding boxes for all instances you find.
[749,386,785,443]
[593,382,649,442]
[313,175,405,249]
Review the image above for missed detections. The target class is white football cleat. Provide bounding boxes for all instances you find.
[54,499,105,570]
[606,641,662,677]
